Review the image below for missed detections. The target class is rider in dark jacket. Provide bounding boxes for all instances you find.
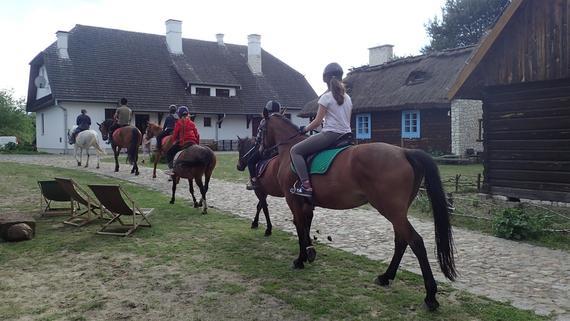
[156,105,178,150]
[70,109,91,144]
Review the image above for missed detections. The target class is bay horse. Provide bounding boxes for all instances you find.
[97,119,142,175]
[67,126,106,169]
[260,113,456,311]
[144,122,175,178]
[236,137,279,236]
[170,144,217,214]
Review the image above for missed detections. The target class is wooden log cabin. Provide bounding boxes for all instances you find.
[299,46,480,156]
[449,0,570,202]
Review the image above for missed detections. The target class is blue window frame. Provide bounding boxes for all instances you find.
[356,113,371,139]
[401,110,420,138]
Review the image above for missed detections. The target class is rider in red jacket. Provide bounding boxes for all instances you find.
[165,106,200,174]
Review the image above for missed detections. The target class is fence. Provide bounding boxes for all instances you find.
[216,140,239,151]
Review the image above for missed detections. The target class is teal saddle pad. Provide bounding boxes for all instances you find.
[291,146,350,175]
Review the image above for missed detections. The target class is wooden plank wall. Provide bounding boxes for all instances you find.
[354,108,451,154]
[483,78,570,202]
[471,0,570,88]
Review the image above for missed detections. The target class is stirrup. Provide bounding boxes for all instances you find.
[246,179,258,190]
[289,181,312,198]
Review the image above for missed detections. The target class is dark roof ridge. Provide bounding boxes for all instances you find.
[72,24,247,49]
[349,45,475,74]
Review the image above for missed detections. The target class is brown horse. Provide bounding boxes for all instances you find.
[236,137,281,236]
[144,122,175,178]
[97,119,142,175]
[259,113,456,311]
[170,144,217,214]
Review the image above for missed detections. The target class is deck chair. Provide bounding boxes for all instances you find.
[37,180,73,216]
[88,184,152,236]
[54,178,102,227]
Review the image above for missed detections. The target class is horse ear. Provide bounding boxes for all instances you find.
[263,108,269,119]
[96,122,100,126]
[280,106,288,115]
[236,135,241,140]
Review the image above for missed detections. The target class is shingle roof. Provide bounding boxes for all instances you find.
[26,24,316,114]
[299,47,473,117]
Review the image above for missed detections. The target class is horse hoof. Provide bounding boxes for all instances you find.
[115,169,119,172]
[292,259,304,269]
[169,200,175,204]
[306,246,316,263]
[251,222,259,229]
[152,175,156,179]
[264,229,272,236]
[135,172,139,176]
[423,298,440,311]
[202,210,207,215]
[193,203,200,208]
[374,275,391,287]
[96,166,100,169]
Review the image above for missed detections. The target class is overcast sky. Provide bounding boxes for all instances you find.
[0,0,446,101]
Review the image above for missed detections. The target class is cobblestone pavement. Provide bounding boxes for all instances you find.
[2,154,569,320]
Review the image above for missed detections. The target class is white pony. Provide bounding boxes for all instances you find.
[68,126,106,168]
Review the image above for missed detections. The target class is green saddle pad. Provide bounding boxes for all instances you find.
[291,146,350,175]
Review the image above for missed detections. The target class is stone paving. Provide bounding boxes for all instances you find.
[1,154,569,321]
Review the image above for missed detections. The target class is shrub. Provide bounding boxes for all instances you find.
[492,207,547,240]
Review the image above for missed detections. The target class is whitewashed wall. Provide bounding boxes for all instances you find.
[35,105,65,153]
[451,99,483,155]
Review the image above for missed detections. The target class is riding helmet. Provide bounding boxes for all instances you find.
[169,104,177,113]
[322,62,343,82]
[177,106,189,117]
[264,100,281,113]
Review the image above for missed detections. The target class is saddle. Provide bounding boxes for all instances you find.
[292,133,354,175]
[255,156,277,179]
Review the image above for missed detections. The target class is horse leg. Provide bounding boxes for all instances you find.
[85,148,89,168]
[251,200,261,229]
[375,231,407,286]
[286,197,311,269]
[303,202,316,262]
[152,151,161,179]
[170,176,179,204]
[134,149,139,175]
[194,176,207,214]
[260,195,272,236]
[188,179,199,207]
[394,218,439,311]
[113,146,119,172]
[76,147,81,166]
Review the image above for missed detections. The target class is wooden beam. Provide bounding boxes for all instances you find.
[447,0,526,100]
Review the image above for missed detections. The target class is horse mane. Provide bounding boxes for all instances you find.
[270,113,300,133]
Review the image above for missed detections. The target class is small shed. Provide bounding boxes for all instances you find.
[449,0,570,202]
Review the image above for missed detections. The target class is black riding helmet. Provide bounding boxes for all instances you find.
[322,62,343,83]
[169,104,177,113]
[264,100,281,113]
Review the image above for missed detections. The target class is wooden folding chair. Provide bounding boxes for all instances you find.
[88,184,152,236]
[37,180,73,216]
[55,178,102,227]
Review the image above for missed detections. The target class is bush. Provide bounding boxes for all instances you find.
[492,207,547,240]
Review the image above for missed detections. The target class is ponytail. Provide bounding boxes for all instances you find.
[329,76,345,105]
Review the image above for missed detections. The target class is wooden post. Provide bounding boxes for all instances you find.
[455,174,461,192]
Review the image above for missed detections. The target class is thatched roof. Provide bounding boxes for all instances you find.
[299,46,474,117]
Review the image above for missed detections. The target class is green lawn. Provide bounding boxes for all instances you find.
[0,162,548,321]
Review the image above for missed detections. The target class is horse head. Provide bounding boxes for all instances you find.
[261,113,301,151]
[236,136,255,171]
[145,122,162,139]
[97,119,114,141]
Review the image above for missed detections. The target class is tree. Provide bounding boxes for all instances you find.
[422,0,511,53]
[0,89,35,144]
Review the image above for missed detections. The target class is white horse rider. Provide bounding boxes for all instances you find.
[68,125,106,168]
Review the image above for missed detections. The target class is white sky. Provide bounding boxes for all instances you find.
[0,0,445,100]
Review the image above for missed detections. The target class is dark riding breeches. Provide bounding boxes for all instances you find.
[156,128,173,150]
[247,149,262,178]
[166,142,193,167]
[290,131,343,182]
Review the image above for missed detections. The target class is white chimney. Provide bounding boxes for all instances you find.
[165,19,183,55]
[216,33,225,46]
[56,31,70,59]
[369,44,394,66]
[247,34,262,75]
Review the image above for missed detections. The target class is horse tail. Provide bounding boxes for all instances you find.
[405,149,457,281]
[94,140,106,155]
[128,128,140,162]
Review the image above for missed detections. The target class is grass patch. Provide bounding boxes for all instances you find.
[0,162,549,321]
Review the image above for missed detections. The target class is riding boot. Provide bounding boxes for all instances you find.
[246,177,258,190]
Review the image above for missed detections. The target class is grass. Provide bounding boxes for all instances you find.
[0,162,550,321]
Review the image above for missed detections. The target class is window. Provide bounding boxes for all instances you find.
[195,87,211,96]
[405,70,429,86]
[41,113,45,136]
[402,110,420,138]
[215,88,230,97]
[204,117,212,127]
[356,113,371,139]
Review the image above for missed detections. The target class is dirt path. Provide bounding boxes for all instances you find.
[1,154,568,321]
